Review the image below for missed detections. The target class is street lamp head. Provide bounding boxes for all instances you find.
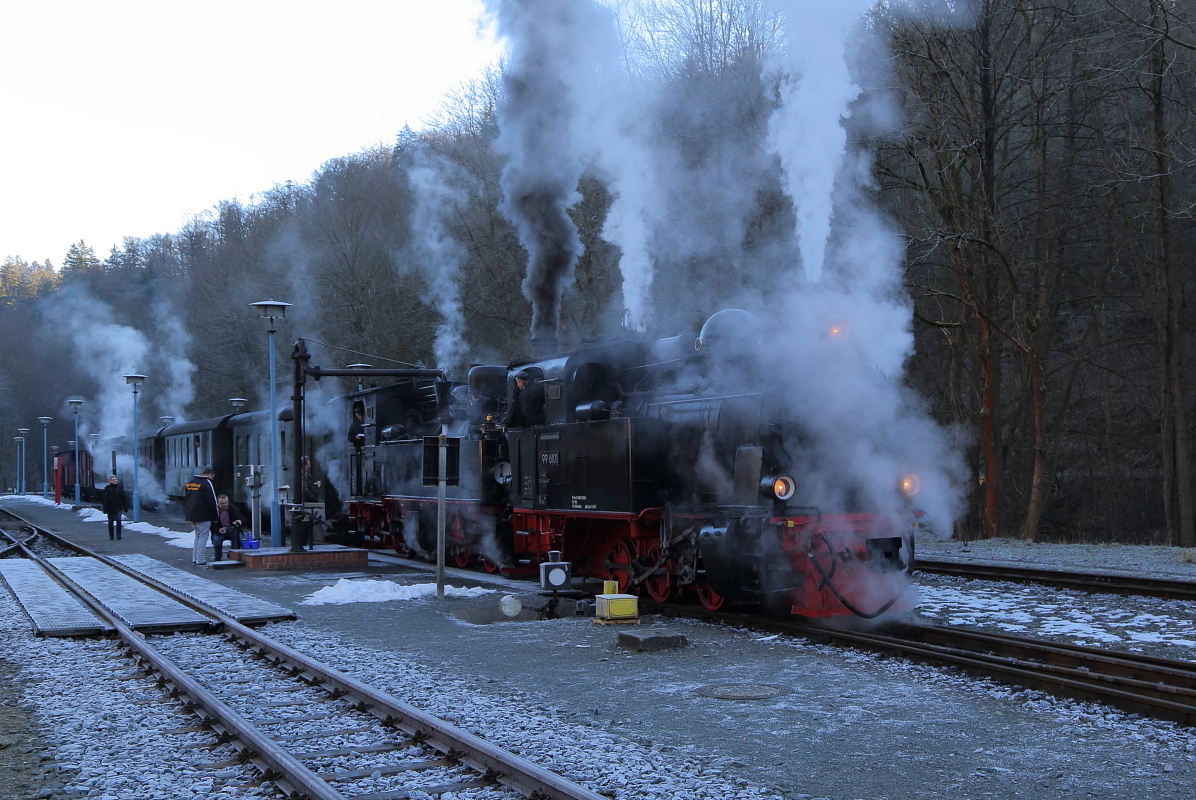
[124,374,147,390]
[68,441,76,447]
[159,416,175,426]
[250,300,292,321]
[16,428,29,435]
[229,398,247,411]
[67,399,84,411]
[347,363,372,370]
[37,416,52,425]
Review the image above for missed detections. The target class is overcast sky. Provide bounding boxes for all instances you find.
[0,0,500,265]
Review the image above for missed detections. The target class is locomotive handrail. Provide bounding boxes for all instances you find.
[307,366,447,380]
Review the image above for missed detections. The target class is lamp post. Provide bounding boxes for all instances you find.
[12,437,21,494]
[250,300,291,547]
[37,417,52,498]
[16,429,29,495]
[124,374,147,522]
[68,400,83,503]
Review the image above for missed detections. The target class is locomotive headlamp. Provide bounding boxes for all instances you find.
[763,474,797,501]
[828,320,850,339]
[900,473,922,497]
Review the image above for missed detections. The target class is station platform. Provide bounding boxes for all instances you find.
[230,545,369,571]
[0,560,111,637]
[50,557,213,634]
[113,554,295,623]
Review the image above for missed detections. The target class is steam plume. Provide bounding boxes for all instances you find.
[407,149,471,373]
[485,0,619,341]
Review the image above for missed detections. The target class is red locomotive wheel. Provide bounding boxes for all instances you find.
[452,550,472,568]
[606,538,636,594]
[642,546,672,602]
[695,583,724,611]
[481,558,500,573]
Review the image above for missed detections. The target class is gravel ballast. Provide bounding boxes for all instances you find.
[3,498,1196,799]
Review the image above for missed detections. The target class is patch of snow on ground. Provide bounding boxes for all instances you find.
[301,579,493,605]
[75,506,193,548]
[916,577,1196,657]
[2,494,67,508]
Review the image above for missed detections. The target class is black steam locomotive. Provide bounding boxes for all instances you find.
[335,309,921,619]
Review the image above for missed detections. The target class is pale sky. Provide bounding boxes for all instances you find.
[0,0,501,265]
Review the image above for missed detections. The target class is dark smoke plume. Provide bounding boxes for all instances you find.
[486,0,616,342]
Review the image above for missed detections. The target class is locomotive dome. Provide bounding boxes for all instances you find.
[695,308,762,357]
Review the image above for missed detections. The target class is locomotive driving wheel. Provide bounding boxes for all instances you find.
[605,538,636,594]
[695,582,724,611]
[642,545,673,602]
[481,559,500,573]
[452,549,472,568]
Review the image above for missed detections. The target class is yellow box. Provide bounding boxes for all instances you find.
[595,594,639,620]
[602,580,618,595]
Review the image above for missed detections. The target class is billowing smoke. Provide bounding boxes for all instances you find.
[485,0,620,342]
[754,1,966,532]
[49,287,151,444]
[407,149,471,373]
[768,1,873,284]
[40,286,200,502]
[151,299,196,422]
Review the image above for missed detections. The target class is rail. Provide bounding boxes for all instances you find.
[0,507,608,800]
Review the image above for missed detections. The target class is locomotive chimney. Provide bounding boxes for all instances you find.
[531,335,558,358]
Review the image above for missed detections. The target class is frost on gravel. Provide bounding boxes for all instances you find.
[916,575,1196,659]
[263,624,784,800]
[0,595,265,798]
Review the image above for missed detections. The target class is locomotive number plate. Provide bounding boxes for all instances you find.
[540,451,560,466]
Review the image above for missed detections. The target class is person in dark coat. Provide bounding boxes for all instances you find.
[100,475,127,540]
[184,468,220,566]
[213,494,244,561]
[506,371,545,428]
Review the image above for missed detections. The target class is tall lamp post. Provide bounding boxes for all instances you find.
[124,374,147,522]
[37,417,52,498]
[68,400,83,503]
[250,300,291,547]
[12,437,21,495]
[16,429,29,495]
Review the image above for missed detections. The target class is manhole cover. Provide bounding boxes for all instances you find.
[696,683,782,700]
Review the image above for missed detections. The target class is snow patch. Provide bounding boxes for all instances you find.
[301,579,493,606]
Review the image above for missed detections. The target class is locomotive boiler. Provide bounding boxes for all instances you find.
[331,309,920,619]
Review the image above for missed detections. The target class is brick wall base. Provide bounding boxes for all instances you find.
[230,545,369,571]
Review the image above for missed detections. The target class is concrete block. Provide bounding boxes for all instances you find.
[617,628,689,652]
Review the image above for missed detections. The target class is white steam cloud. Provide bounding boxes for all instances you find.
[407,150,471,374]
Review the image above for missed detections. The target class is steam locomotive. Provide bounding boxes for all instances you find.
[336,309,922,619]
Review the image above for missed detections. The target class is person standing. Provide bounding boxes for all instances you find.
[213,494,243,561]
[100,475,127,541]
[184,468,220,566]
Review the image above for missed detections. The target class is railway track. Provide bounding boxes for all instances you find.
[651,602,1196,728]
[0,509,606,800]
[916,557,1196,601]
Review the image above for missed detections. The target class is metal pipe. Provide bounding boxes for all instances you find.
[437,433,446,599]
[268,325,281,547]
[72,408,81,504]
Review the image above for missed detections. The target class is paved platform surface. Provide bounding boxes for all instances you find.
[113,554,296,624]
[0,560,111,637]
[49,557,212,633]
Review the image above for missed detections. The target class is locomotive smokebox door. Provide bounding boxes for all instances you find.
[540,550,572,591]
[422,437,460,486]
